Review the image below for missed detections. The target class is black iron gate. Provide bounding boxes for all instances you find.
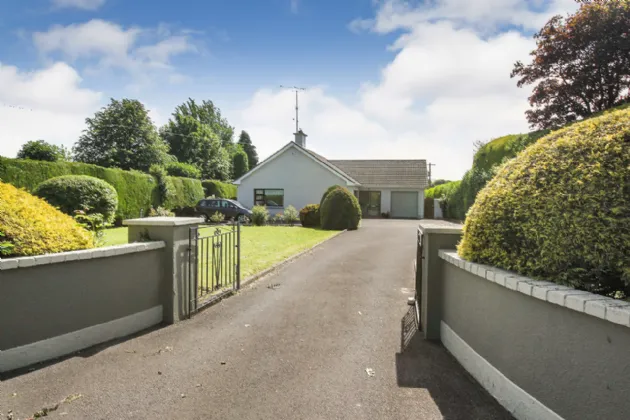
[414,227,424,330]
[188,223,241,316]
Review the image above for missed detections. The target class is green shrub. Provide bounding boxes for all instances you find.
[283,205,299,225]
[202,180,237,199]
[320,185,343,207]
[73,211,106,246]
[149,165,175,208]
[299,204,320,227]
[251,205,269,226]
[165,162,201,179]
[149,207,175,217]
[0,157,157,221]
[0,157,205,223]
[0,181,94,256]
[273,212,285,224]
[320,187,362,230]
[34,175,118,223]
[210,211,225,223]
[458,107,630,297]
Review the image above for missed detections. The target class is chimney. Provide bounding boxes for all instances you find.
[294,129,307,148]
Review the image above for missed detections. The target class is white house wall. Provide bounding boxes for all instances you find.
[237,147,350,215]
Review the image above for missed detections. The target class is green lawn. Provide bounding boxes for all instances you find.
[101,225,338,278]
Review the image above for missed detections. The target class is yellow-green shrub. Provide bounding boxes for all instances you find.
[458,107,630,296]
[0,181,94,257]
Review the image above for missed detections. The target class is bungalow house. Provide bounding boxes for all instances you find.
[233,130,428,219]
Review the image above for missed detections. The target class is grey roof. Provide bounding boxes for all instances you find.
[328,159,428,189]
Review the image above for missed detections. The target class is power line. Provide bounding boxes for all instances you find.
[279,85,306,133]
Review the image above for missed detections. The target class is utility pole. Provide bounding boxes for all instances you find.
[280,85,306,132]
[428,163,436,186]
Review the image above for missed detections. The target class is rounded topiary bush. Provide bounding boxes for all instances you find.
[320,185,343,207]
[458,107,630,296]
[299,204,320,227]
[320,187,362,230]
[0,181,94,257]
[34,175,118,223]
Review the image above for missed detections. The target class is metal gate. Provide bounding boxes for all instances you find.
[414,227,424,330]
[188,223,241,316]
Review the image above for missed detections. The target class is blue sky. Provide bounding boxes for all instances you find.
[0,0,577,179]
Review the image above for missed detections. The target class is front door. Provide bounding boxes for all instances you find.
[358,191,381,217]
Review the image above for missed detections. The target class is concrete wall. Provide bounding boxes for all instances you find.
[0,242,165,372]
[237,146,350,215]
[437,251,630,420]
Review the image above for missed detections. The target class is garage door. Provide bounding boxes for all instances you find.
[391,191,419,219]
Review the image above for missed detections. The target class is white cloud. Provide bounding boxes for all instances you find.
[0,62,102,158]
[51,0,106,10]
[33,20,197,78]
[237,0,578,180]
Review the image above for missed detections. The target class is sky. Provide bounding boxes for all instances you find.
[0,0,579,180]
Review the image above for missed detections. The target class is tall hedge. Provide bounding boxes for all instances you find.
[458,106,630,296]
[202,180,237,199]
[0,157,204,221]
[167,176,205,209]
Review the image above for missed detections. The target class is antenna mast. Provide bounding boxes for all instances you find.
[280,85,306,132]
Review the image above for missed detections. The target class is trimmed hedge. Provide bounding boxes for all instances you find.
[34,175,118,223]
[202,180,237,199]
[299,204,320,227]
[167,176,205,210]
[458,106,630,296]
[165,162,201,179]
[0,181,94,257]
[0,157,205,222]
[320,187,361,230]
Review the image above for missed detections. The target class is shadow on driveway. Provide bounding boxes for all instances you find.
[395,308,514,420]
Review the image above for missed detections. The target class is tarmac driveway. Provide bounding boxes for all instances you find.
[0,219,512,420]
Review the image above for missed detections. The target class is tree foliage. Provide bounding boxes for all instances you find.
[73,98,170,171]
[512,0,630,129]
[174,98,234,147]
[237,130,259,167]
[232,146,249,179]
[17,140,70,162]
[161,114,231,180]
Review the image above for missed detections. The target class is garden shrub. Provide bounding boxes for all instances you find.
[0,181,93,256]
[320,185,343,207]
[210,211,225,223]
[165,162,201,179]
[320,187,362,230]
[149,165,175,208]
[0,157,156,221]
[273,213,285,224]
[458,107,630,297]
[299,204,320,227]
[283,205,299,225]
[0,157,205,223]
[149,207,175,217]
[34,175,118,223]
[251,205,269,226]
[202,180,237,199]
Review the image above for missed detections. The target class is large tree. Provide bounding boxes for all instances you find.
[161,114,231,180]
[237,130,259,168]
[512,0,630,129]
[175,98,235,147]
[232,145,249,179]
[74,98,170,171]
[17,140,70,162]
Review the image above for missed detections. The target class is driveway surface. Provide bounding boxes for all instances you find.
[0,219,513,420]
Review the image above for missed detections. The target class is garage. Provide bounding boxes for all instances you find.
[391,191,419,219]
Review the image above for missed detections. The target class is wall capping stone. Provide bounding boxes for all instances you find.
[439,250,630,329]
[418,220,463,235]
[0,241,165,271]
[124,216,204,227]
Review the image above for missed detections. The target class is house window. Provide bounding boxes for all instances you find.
[254,189,284,207]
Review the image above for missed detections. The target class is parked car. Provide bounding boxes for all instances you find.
[195,198,252,222]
